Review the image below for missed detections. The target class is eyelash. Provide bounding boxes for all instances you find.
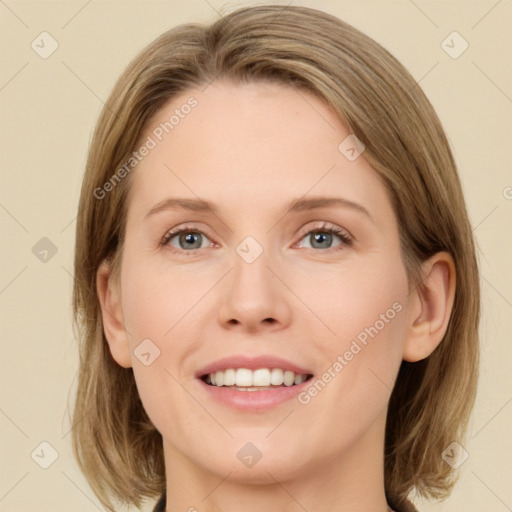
[160,222,353,256]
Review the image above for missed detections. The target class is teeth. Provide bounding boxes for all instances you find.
[253,368,270,386]
[236,368,253,387]
[205,368,309,387]
[223,368,236,386]
[294,373,305,385]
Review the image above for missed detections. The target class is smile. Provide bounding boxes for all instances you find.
[197,369,314,411]
[201,367,312,390]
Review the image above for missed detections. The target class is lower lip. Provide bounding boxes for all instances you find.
[197,377,313,411]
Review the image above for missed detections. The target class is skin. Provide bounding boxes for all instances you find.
[97,80,456,512]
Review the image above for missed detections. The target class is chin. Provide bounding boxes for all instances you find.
[202,444,310,484]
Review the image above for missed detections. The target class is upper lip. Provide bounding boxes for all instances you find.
[195,355,314,378]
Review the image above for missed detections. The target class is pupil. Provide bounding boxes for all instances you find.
[181,232,201,249]
[312,232,331,248]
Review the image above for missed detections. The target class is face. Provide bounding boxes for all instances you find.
[106,80,413,483]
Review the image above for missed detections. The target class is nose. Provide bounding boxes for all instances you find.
[217,244,292,333]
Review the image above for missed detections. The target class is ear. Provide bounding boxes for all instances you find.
[96,259,132,368]
[403,252,456,362]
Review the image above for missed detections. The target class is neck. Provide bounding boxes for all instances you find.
[162,409,392,512]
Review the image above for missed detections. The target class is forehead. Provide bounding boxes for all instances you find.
[127,80,389,220]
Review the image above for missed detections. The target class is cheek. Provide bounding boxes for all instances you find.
[119,262,201,439]
[120,259,202,341]
[303,260,408,426]
[300,256,408,350]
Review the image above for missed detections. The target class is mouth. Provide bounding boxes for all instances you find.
[200,367,314,391]
[195,355,315,410]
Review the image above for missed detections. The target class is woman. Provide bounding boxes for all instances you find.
[71,5,480,511]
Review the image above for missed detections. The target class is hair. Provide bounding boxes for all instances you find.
[70,4,480,511]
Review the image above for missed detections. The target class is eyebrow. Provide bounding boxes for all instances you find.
[144,196,374,223]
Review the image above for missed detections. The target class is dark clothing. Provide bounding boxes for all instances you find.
[387,493,420,512]
[152,493,165,512]
[152,491,420,511]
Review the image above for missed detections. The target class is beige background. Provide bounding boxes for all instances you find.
[1,0,511,511]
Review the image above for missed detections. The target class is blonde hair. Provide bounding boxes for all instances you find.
[71,4,480,511]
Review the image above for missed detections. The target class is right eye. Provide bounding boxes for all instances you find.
[161,226,215,255]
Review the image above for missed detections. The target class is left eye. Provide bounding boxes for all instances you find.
[297,228,351,250]
[294,223,353,251]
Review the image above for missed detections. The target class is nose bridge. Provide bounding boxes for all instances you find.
[216,231,291,330]
[231,233,275,304]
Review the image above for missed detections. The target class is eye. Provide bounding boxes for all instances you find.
[295,222,353,252]
[161,225,214,255]
[160,221,353,256]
